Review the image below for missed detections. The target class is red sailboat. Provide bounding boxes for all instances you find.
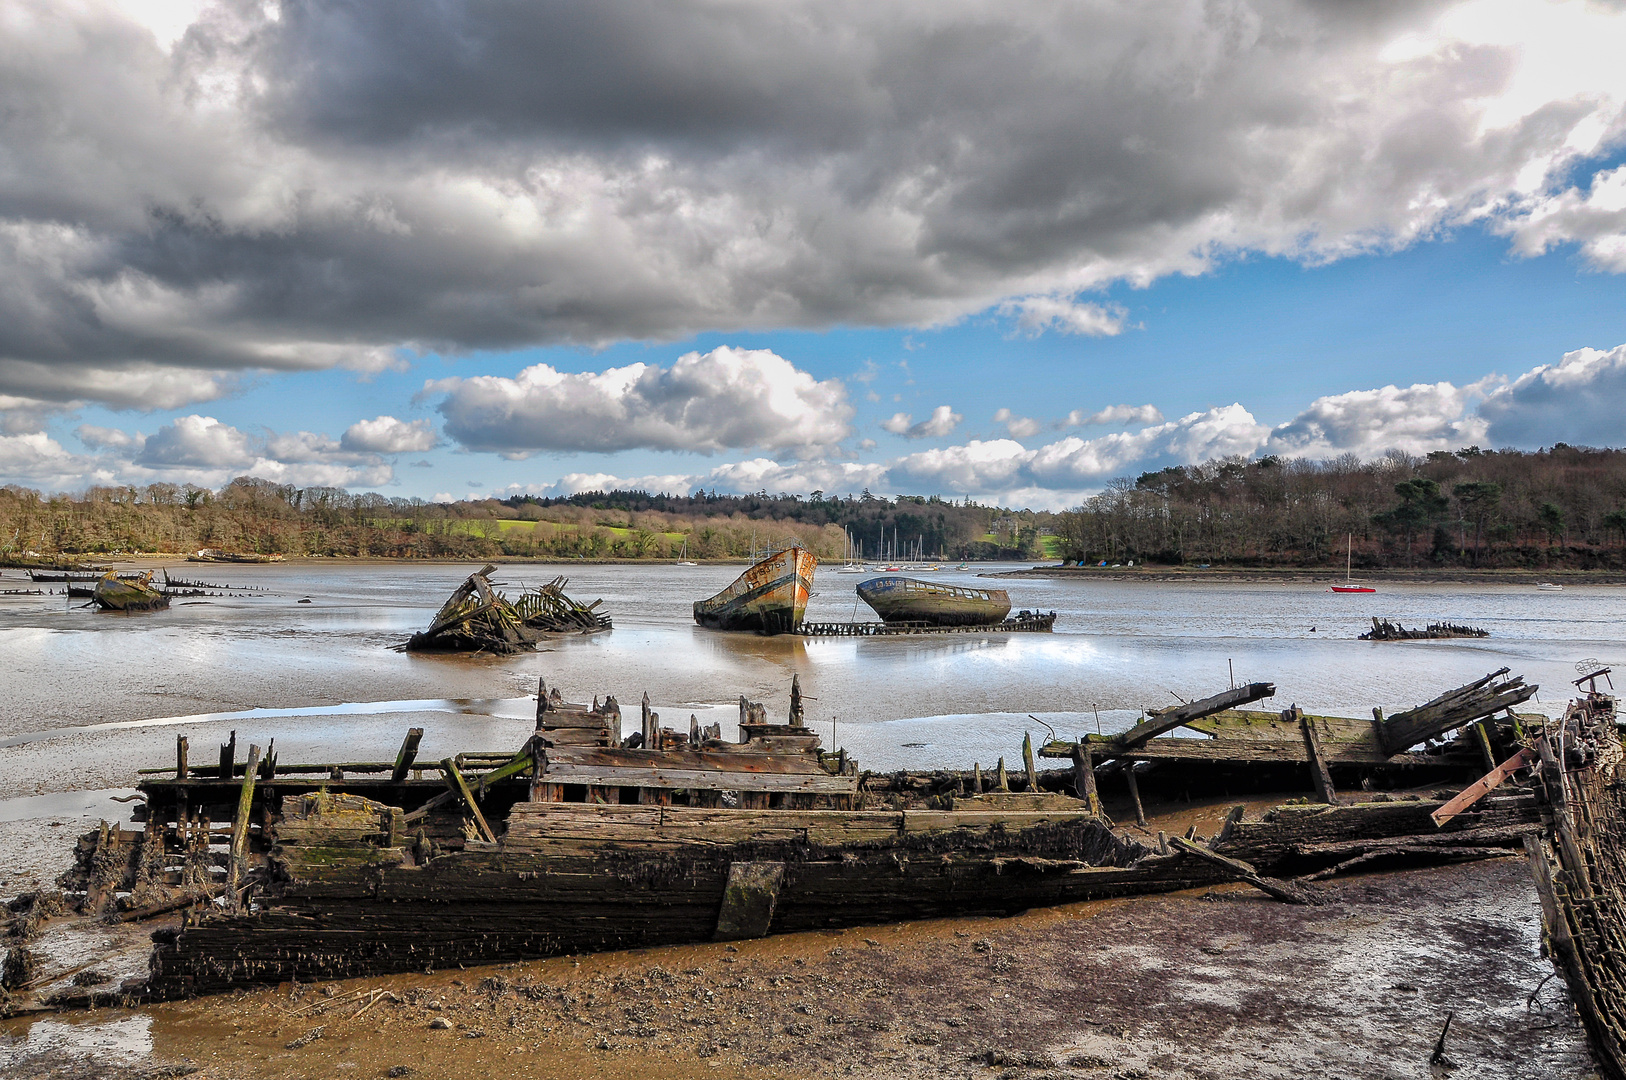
[1330,534,1375,593]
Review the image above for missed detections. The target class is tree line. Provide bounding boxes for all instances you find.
[0,478,1052,562]
[1052,445,1626,569]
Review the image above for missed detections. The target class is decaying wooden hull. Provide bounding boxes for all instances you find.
[147,800,1162,996]
[92,572,169,611]
[856,575,1012,626]
[693,547,816,633]
[40,671,1561,1005]
[1519,672,1626,1078]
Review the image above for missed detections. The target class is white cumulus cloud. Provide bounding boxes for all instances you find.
[1479,344,1626,447]
[993,408,1042,438]
[429,347,851,458]
[882,405,962,440]
[341,415,439,454]
[1065,404,1165,428]
[1267,382,1494,459]
[999,297,1129,338]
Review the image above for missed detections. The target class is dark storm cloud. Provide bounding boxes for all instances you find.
[1,0,1624,421]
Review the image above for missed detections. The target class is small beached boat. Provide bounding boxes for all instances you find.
[92,571,170,612]
[693,543,816,634]
[857,576,1012,626]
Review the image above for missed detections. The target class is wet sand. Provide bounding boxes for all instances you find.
[1,860,1594,1079]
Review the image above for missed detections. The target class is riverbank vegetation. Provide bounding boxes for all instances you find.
[1053,445,1626,570]
[0,480,1051,561]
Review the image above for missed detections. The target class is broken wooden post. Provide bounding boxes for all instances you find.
[1296,706,1337,804]
[1022,732,1038,792]
[1157,830,1169,855]
[226,743,263,905]
[690,715,701,746]
[391,728,424,782]
[1472,720,1497,772]
[1211,804,1246,849]
[1376,669,1535,755]
[535,676,548,726]
[1071,742,1100,816]
[440,757,496,843]
[789,674,804,727]
[176,735,188,780]
[972,762,983,794]
[1431,747,1535,826]
[218,730,236,780]
[996,756,1009,792]
[1124,763,1147,826]
[642,692,655,747]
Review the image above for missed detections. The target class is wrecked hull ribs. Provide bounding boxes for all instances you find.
[30,669,1561,1006]
[402,565,610,653]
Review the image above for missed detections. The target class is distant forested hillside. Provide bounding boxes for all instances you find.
[1053,446,1626,569]
[0,479,1049,561]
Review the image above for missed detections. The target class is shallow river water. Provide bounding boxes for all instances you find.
[1,560,1623,891]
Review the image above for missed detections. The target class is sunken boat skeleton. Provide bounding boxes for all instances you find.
[1359,617,1490,641]
[403,565,610,653]
[23,667,1578,1007]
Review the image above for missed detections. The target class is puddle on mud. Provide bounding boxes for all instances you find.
[0,789,140,824]
[0,1014,152,1070]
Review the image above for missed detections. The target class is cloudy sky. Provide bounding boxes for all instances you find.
[4,0,1626,508]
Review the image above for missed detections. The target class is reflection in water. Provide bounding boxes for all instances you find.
[0,563,1622,795]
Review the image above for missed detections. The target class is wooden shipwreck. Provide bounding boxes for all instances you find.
[856,575,1012,626]
[403,565,610,653]
[28,667,1572,1006]
[1359,617,1489,641]
[693,544,816,634]
[92,570,169,612]
[1517,667,1626,1078]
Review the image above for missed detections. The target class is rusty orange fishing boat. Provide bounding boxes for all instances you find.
[693,542,816,634]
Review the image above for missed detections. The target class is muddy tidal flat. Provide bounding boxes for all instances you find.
[1,561,1620,1076]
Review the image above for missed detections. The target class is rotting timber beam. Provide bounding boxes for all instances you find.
[1106,682,1278,754]
[1170,835,1323,905]
[1377,669,1536,755]
[440,757,496,843]
[391,728,424,782]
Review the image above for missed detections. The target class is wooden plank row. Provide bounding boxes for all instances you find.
[537,763,857,793]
